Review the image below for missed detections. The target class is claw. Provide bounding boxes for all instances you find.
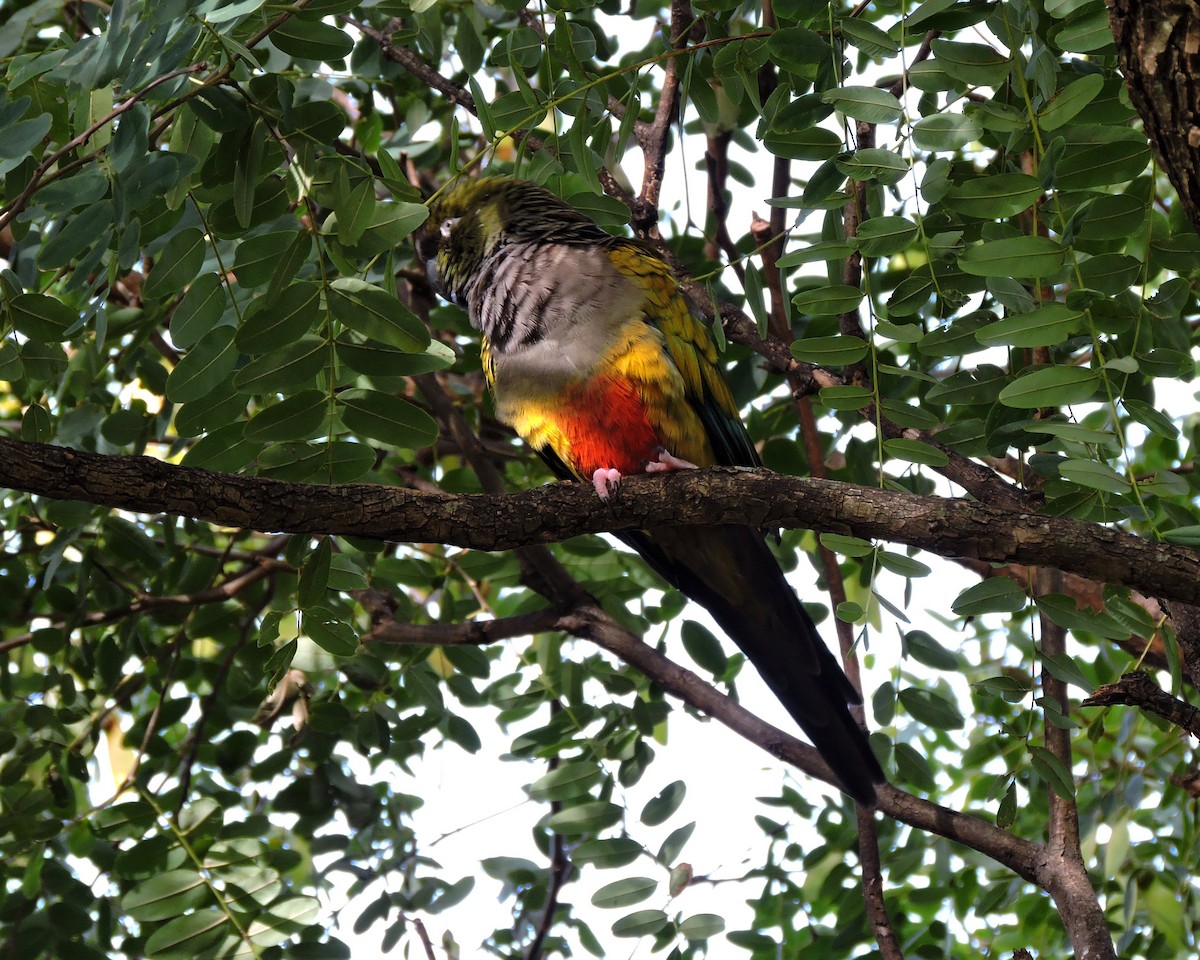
[644,447,698,473]
[591,467,622,500]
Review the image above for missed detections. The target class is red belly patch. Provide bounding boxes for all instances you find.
[560,376,663,478]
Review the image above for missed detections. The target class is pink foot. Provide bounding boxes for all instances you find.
[592,467,622,500]
[644,448,698,473]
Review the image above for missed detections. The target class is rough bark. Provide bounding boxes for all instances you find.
[1083,670,1200,737]
[1108,0,1200,232]
[3,435,1200,605]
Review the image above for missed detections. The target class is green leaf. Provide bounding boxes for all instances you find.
[335,336,455,377]
[882,437,949,467]
[246,895,321,946]
[1081,194,1148,240]
[1035,594,1129,641]
[790,335,869,365]
[1123,399,1178,439]
[144,227,206,298]
[839,18,899,57]
[1053,9,1115,52]
[1038,650,1095,693]
[912,112,982,150]
[298,538,332,607]
[591,877,657,909]
[1057,458,1130,494]
[233,231,297,288]
[573,837,643,869]
[821,86,903,123]
[903,630,958,669]
[958,237,1065,278]
[899,687,964,729]
[837,600,864,622]
[167,326,239,403]
[836,147,908,184]
[611,909,670,938]
[952,578,1027,616]
[680,620,727,676]
[121,870,208,922]
[931,39,1011,86]
[303,607,359,656]
[792,285,864,317]
[337,178,376,247]
[819,533,875,557]
[237,281,322,354]
[527,762,603,802]
[39,200,114,269]
[640,781,685,826]
[270,17,354,61]
[1056,140,1150,189]
[327,278,430,352]
[144,908,228,958]
[171,274,226,349]
[9,293,76,342]
[679,914,726,941]
[943,174,1042,219]
[766,26,827,79]
[776,240,855,268]
[998,366,1100,408]
[1039,74,1104,130]
[817,385,873,410]
[232,335,327,393]
[975,304,1082,348]
[243,390,327,442]
[337,389,438,449]
[894,741,936,790]
[762,126,843,161]
[855,216,918,256]
[544,801,623,836]
[656,821,695,864]
[1029,745,1075,798]
[0,112,50,164]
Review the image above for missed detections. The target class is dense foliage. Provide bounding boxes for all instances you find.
[0,0,1197,958]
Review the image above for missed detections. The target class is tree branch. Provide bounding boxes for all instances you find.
[1082,670,1200,738]
[4,436,1199,606]
[364,590,1046,880]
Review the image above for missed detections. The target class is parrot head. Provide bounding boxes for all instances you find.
[416,177,607,308]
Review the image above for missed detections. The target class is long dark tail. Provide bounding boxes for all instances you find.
[625,524,885,805]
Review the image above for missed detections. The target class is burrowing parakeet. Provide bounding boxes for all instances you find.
[417,177,883,805]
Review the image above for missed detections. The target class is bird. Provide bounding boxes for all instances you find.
[416,176,884,805]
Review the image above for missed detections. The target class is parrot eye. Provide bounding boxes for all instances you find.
[439,217,459,240]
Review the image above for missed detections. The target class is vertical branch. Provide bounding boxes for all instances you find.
[527,705,572,960]
[634,0,692,230]
[839,121,873,387]
[1035,569,1116,959]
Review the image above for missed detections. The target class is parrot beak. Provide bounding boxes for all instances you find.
[413,224,449,300]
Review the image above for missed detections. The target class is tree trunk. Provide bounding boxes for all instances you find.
[1107,0,1200,233]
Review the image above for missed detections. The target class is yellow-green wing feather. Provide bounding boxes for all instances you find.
[605,241,760,469]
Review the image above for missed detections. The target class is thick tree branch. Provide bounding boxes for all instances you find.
[1083,671,1200,738]
[4,436,1199,606]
